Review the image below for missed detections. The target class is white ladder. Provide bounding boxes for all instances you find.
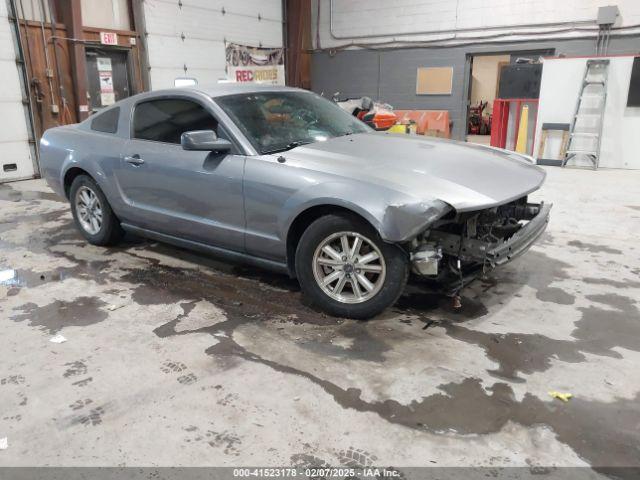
[563,59,610,170]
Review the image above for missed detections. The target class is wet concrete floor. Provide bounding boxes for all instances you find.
[0,168,639,474]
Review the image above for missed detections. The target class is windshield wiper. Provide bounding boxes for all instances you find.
[262,140,313,155]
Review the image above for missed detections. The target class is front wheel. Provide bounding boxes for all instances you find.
[295,214,409,319]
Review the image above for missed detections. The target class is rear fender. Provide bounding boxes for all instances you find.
[41,126,124,212]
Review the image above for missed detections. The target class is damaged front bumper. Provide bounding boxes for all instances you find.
[431,202,551,267]
[409,200,551,283]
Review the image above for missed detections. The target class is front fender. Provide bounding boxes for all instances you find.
[381,199,452,242]
[280,181,451,243]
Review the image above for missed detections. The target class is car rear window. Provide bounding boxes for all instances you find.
[90,107,120,134]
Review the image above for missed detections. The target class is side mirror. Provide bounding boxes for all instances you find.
[181,130,232,153]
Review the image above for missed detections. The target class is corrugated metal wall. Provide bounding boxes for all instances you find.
[316,0,640,48]
[143,0,283,89]
[311,36,640,140]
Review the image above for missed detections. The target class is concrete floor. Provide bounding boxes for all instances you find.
[1,167,639,471]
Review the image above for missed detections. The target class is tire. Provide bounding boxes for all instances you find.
[295,214,409,319]
[69,174,124,246]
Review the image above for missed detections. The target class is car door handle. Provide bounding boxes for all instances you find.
[124,155,145,166]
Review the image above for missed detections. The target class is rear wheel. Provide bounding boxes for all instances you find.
[69,175,124,246]
[295,214,409,319]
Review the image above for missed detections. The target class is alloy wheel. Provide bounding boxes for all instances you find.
[312,231,386,304]
[75,186,103,235]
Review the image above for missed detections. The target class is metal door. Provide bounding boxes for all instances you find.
[86,48,132,112]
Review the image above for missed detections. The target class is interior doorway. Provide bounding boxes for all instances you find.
[465,49,554,148]
[466,53,510,145]
[85,48,133,112]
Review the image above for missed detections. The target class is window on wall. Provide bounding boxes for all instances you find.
[81,0,131,31]
[18,0,54,22]
[132,99,225,145]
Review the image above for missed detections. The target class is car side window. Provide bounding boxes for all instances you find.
[91,107,120,134]
[132,98,231,147]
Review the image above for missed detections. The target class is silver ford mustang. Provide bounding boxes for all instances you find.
[40,84,550,318]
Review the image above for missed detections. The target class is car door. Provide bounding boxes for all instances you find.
[114,96,246,251]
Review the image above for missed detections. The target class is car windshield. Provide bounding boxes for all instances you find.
[215,91,371,154]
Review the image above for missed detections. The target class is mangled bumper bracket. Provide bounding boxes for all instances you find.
[431,202,552,267]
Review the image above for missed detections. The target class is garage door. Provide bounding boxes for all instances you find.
[0,1,36,182]
[143,0,283,89]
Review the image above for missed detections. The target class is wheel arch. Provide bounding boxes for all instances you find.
[63,167,92,199]
[285,203,380,278]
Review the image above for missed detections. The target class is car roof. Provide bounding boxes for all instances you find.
[152,83,308,99]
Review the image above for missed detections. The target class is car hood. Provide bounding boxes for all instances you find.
[285,133,546,211]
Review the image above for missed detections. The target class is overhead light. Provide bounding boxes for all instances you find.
[174,77,198,87]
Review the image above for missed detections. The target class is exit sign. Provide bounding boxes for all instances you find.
[100,32,118,45]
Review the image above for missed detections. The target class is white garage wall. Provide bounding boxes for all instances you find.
[143,0,283,90]
[0,0,35,182]
[314,0,640,48]
[534,56,640,170]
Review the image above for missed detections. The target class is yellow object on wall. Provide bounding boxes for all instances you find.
[515,105,529,153]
